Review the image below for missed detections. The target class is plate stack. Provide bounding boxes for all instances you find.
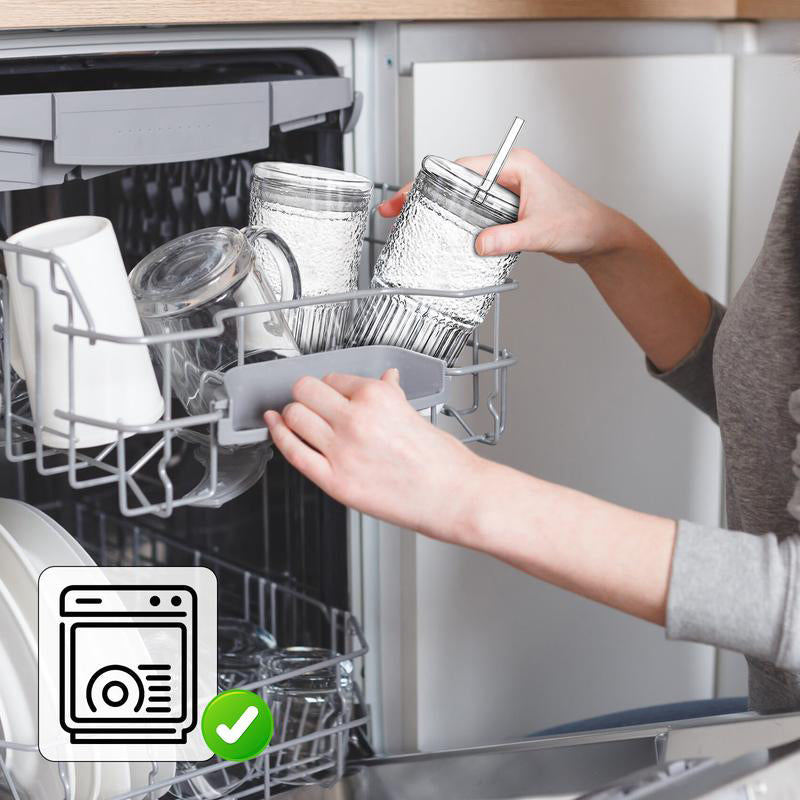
[0,499,176,800]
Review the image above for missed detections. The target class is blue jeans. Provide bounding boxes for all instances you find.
[532,697,749,737]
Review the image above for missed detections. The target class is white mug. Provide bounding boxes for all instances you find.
[5,216,164,449]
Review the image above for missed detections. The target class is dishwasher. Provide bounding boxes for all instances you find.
[0,26,517,800]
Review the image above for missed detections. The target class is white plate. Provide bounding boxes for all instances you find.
[3,500,96,566]
[97,761,132,800]
[14,498,97,567]
[0,502,175,800]
[0,574,74,800]
[129,760,177,800]
[74,762,101,800]
[0,502,98,800]
[0,516,43,637]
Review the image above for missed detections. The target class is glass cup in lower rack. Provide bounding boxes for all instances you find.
[264,647,354,786]
[173,616,278,799]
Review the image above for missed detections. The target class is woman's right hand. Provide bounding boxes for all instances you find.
[380,147,710,372]
[378,148,634,264]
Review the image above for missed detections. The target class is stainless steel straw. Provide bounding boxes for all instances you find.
[474,116,525,204]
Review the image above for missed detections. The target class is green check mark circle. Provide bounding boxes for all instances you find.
[201,689,274,761]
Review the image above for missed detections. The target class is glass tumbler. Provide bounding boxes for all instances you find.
[350,155,520,365]
[129,226,301,417]
[264,647,354,784]
[217,616,277,691]
[249,162,373,353]
[173,618,279,800]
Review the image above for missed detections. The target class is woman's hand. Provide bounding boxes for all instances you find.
[265,368,676,627]
[378,148,634,263]
[381,147,710,372]
[263,369,484,539]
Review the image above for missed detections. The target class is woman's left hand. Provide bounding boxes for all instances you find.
[263,369,483,538]
[266,368,675,626]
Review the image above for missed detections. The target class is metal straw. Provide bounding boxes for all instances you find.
[473,116,525,205]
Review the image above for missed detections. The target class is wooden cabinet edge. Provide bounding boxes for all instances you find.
[1,1,799,33]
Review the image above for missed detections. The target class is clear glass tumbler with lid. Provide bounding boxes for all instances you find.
[350,155,520,365]
[249,162,373,353]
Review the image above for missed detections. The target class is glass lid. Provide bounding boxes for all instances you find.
[130,227,248,318]
[252,162,373,196]
[422,155,520,220]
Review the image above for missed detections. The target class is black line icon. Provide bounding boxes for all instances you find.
[58,585,197,745]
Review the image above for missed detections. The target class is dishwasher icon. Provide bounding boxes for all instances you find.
[59,584,198,745]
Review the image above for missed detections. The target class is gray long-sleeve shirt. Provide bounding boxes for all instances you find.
[652,131,800,713]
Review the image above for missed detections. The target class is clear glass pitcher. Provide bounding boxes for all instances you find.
[249,162,373,353]
[350,155,520,365]
[129,225,301,416]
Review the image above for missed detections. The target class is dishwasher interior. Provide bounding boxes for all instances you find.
[0,43,370,798]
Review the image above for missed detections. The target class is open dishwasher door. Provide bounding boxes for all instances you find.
[277,710,800,799]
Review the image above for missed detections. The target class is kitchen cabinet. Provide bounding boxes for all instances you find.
[377,54,734,751]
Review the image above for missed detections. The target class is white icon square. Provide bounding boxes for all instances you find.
[38,566,216,762]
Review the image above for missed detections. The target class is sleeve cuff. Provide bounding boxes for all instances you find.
[666,519,800,670]
[646,296,726,422]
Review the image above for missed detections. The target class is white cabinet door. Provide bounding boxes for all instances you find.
[378,55,733,752]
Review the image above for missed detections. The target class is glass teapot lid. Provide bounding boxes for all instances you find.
[130,227,251,318]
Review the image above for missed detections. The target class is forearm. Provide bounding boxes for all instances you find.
[447,458,676,626]
[581,212,711,373]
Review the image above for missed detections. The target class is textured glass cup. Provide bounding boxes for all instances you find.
[264,647,354,785]
[249,162,373,353]
[350,155,520,365]
[129,226,301,416]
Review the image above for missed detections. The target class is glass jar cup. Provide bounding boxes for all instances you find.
[350,155,520,365]
[264,647,354,785]
[249,162,373,354]
[129,226,301,417]
[217,616,277,691]
[171,617,280,800]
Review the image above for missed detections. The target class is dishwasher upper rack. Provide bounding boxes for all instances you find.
[0,499,370,800]
[0,192,517,518]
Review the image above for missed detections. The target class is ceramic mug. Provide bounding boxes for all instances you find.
[4,216,164,448]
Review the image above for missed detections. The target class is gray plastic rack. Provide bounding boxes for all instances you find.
[218,346,448,447]
[0,76,353,190]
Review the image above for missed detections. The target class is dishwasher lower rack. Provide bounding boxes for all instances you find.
[0,185,517,518]
[0,500,370,800]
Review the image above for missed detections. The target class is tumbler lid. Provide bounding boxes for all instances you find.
[422,155,520,223]
[252,162,373,199]
[130,227,249,318]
